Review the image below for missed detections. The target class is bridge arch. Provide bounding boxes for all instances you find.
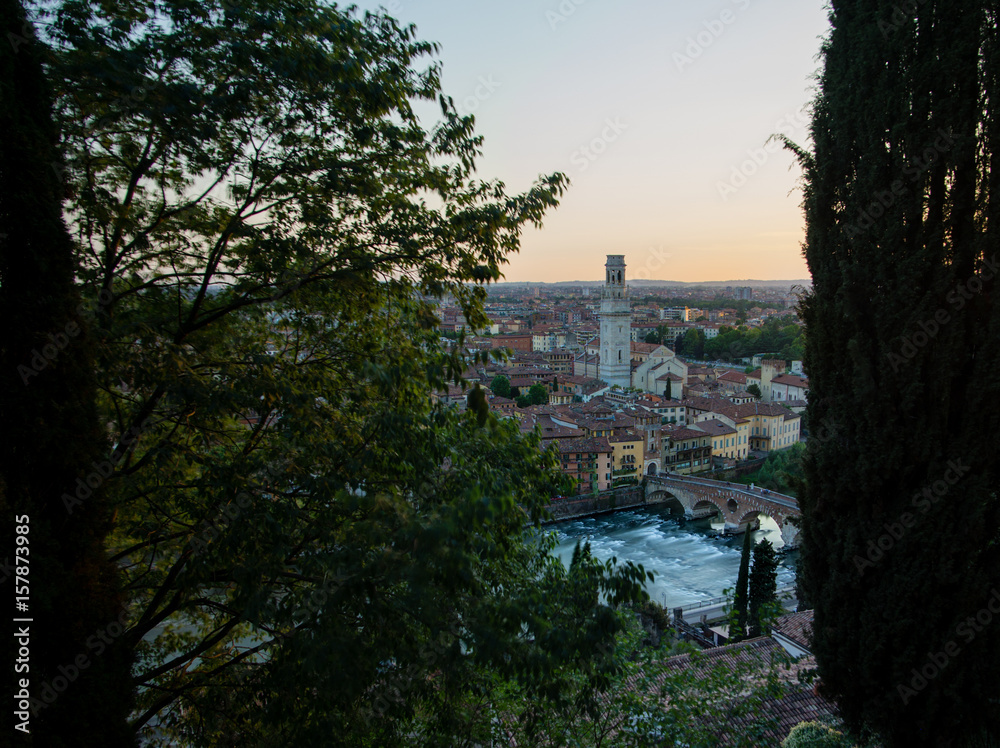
[691,499,724,520]
[737,509,769,531]
[646,490,685,516]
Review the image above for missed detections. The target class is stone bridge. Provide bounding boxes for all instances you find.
[646,474,801,547]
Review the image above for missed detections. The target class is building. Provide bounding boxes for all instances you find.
[492,334,532,353]
[686,398,799,456]
[660,425,713,475]
[598,255,632,389]
[691,418,740,463]
[716,369,748,395]
[770,373,809,402]
[557,437,613,494]
[760,358,785,402]
[488,395,516,416]
[632,347,688,398]
[556,374,608,403]
[730,286,753,300]
[660,306,690,321]
[608,428,645,487]
[543,349,575,374]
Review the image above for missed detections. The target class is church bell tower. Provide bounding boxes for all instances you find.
[598,255,632,389]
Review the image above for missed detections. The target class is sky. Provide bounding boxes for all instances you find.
[353,0,832,284]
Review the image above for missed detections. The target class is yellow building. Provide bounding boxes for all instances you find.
[692,419,741,463]
[741,404,801,452]
[608,428,645,486]
[690,401,800,456]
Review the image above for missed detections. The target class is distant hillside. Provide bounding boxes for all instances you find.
[494,279,812,289]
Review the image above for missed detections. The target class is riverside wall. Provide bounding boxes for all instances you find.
[544,485,647,523]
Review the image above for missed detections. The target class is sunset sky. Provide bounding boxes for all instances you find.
[355,0,831,283]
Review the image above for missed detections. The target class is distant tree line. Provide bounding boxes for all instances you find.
[645,317,804,363]
[639,296,787,313]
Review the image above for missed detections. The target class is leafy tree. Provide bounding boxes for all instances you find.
[740,443,806,497]
[679,328,706,359]
[527,382,550,405]
[782,721,856,748]
[790,1,1000,743]
[1,1,134,745]
[748,539,779,637]
[644,323,674,346]
[24,0,663,743]
[747,383,762,399]
[490,374,511,398]
[704,318,804,363]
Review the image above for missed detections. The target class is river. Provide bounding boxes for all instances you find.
[548,504,798,611]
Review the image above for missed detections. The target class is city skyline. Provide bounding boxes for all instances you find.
[353,0,831,283]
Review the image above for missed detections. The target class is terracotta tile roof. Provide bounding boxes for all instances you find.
[772,373,809,388]
[772,610,814,653]
[692,419,737,437]
[724,684,839,744]
[535,416,585,440]
[663,426,710,441]
[631,341,662,353]
[555,436,612,454]
[661,635,786,674]
[659,637,838,745]
[717,370,748,383]
[608,428,645,444]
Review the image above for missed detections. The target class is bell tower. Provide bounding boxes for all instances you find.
[598,255,632,389]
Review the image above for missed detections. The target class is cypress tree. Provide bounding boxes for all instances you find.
[748,538,778,638]
[793,1,1000,743]
[0,0,135,744]
[733,529,752,641]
